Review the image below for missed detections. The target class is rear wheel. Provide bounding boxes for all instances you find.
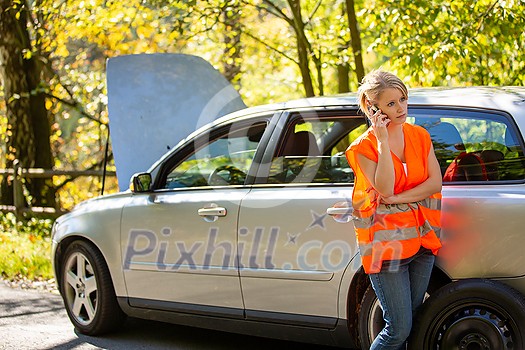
[60,240,126,335]
[409,279,525,350]
[357,281,437,349]
[357,285,384,349]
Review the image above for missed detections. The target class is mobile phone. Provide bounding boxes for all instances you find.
[369,104,380,114]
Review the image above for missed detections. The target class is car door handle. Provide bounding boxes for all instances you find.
[326,205,353,223]
[326,207,352,216]
[198,207,227,217]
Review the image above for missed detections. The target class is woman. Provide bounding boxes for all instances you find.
[345,70,442,349]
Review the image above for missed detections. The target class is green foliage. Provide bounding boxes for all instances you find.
[0,213,54,280]
[364,0,525,86]
[0,91,5,169]
[1,0,524,213]
[0,212,54,237]
[1,0,524,281]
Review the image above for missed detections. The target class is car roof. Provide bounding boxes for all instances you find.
[151,86,525,173]
[214,86,525,123]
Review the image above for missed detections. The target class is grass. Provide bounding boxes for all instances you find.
[0,212,54,281]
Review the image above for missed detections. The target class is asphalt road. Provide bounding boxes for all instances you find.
[0,283,334,350]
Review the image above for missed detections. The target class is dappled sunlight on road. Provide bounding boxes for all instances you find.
[0,283,342,350]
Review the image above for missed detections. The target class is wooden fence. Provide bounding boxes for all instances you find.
[0,159,116,217]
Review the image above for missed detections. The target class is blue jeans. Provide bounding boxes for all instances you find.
[369,251,435,350]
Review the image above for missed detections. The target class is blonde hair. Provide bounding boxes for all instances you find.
[357,70,408,117]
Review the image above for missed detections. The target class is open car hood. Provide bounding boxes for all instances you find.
[106,53,246,190]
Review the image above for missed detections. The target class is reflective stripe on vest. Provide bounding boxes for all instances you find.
[353,196,442,274]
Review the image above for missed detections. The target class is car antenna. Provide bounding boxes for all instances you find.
[101,125,111,196]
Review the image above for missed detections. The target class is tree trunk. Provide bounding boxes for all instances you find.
[337,3,350,93]
[345,0,365,84]
[337,63,350,93]
[287,0,315,97]
[222,2,243,89]
[0,0,56,208]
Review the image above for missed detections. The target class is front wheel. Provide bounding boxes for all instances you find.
[409,279,525,350]
[60,240,126,335]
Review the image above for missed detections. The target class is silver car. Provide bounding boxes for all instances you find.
[52,55,525,349]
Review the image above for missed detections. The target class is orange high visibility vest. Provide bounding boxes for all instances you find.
[345,123,442,274]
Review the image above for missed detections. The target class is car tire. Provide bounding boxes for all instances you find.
[357,284,384,349]
[408,279,525,350]
[60,240,126,335]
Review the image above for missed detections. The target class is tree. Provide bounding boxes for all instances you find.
[221,1,244,87]
[363,0,525,86]
[2,0,522,212]
[0,0,56,207]
[345,0,364,84]
[241,0,367,97]
[336,0,365,93]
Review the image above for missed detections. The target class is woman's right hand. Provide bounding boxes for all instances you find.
[369,109,390,142]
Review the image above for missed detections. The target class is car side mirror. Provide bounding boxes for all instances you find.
[130,173,152,193]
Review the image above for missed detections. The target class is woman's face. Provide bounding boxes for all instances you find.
[373,88,408,126]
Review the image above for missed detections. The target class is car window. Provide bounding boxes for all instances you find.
[267,115,366,184]
[411,109,525,182]
[161,121,268,189]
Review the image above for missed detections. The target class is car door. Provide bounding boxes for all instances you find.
[120,116,272,316]
[238,111,367,326]
[412,108,525,279]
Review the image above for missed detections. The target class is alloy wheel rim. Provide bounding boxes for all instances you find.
[64,252,98,325]
[367,298,384,343]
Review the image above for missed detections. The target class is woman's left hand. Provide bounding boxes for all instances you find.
[380,194,400,204]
